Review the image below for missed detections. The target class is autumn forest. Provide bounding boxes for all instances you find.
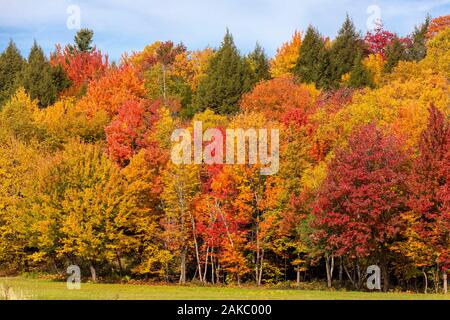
[0,14,449,294]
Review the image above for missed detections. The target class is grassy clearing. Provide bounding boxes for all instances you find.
[0,277,448,300]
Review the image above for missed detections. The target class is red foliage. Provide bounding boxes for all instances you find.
[105,99,161,167]
[309,88,354,161]
[50,44,108,96]
[313,123,408,259]
[364,23,396,58]
[409,105,450,271]
[364,22,411,58]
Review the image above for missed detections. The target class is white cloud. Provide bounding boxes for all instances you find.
[0,0,448,60]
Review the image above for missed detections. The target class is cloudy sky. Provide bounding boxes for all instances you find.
[0,0,449,61]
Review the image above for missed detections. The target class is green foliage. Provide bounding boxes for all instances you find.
[407,16,431,61]
[294,25,333,89]
[329,15,363,85]
[246,43,271,85]
[0,40,25,107]
[348,51,374,88]
[50,64,71,94]
[71,28,94,53]
[20,41,58,107]
[384,37,408,73]
[194,30,253,114]
[0,14,449,292]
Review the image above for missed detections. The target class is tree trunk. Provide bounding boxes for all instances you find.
[433,267,439,293]
[115,250,123,276]
[257,249,264,286]
[190,214,203,282]
[325,255,334,288]
[380,249,389,292]
[179,249,186,284]
[296,268,300,287]
[89,262,97,282]
[211,252,215,284]
[203,247,209,283]
[443,270,448,294]
[422,269,428,294]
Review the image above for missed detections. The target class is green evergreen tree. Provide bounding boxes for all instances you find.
[329,15,363,85]
[0,40,25,107]
[194,30,252,115]
[51,64,71,94]
[71,28,94,52]
[407,15,431,61]
[384,37,408,73]
[348,51,373,88]
[294,25,332,89]
[21,41,58,107]
[247,43,271,85]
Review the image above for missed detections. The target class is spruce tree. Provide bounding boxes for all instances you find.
[329,15,363,85]
[408,16,431,61]
[51,64,71,94]
[194,30,252,115]
[0,40,25,107]
[247,43,271,85]
[21,41,58,107]
[294,25,332,89]
[72,28,94,52]
[384,37,407,73]
[348,51,373,88]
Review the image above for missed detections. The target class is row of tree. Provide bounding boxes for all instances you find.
[0,15,449,293]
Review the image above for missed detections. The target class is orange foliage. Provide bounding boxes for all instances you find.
[240,75,319,121]
[76,64,146,117]
[50,45,108,96]
[427,14,450,39]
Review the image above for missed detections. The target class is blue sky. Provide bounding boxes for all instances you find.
[0,0,449,61]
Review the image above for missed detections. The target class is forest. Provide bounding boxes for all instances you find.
[0,14,448,294]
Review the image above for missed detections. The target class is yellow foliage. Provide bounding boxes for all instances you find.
[270,31,302,77]
[0,138,42,269]
[363,53,385,87]
[172,48,214,90]
[316,68,449,152]
[422,27,450,77]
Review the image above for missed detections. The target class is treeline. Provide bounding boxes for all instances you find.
[0,15,449,293]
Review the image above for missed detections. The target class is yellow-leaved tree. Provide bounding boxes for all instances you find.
[270,31,302,77]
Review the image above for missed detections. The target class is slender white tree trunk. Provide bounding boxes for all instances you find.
[443,270,448,294]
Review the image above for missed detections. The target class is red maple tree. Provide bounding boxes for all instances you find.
[313,123,409,290]
[408,105,450,283]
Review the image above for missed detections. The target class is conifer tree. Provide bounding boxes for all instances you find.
[71,28,94,53]
[348,51,373,88]
[194,30,252,114]
[247,43,271,85]
[21,41,58,107]
[294,25,332,89]
[329,15,363,85]
[384,37,408,72]
[0,40,25,106]
[408,16,431,61]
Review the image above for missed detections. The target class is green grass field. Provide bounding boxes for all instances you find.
[1,277,449,300]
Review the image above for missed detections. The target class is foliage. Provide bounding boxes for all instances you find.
[194,30,253,115]
[270,31,302,77]
[0,40,25,106]
[294,26,332,89]
[21,41,60,107]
